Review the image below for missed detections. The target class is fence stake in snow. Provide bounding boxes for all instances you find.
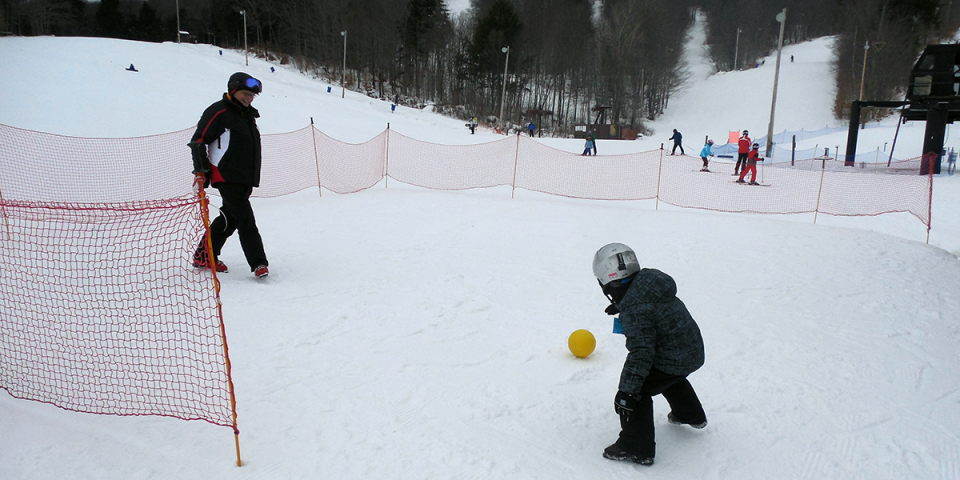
[511,132,520,198]
[197,175,243,467]
[310,117,322,197]
[385,123,390,188]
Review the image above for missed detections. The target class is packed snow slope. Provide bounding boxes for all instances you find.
[1,15,959,480]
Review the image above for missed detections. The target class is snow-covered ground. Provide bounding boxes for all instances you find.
[1,15,959,480]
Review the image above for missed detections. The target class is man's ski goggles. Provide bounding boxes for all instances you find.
[240,77,262,94]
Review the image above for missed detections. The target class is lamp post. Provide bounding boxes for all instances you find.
[341,30,347,98]
[176,0,180,43]
[765,8,786,157]
[498,46,510,134]
[858,41,870,101]
[733,27,741,70]
[240,9,248,66]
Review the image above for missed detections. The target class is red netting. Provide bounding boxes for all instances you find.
[0,122,935,432]
[816,163,931,220]
[658,155,822,214]
[257,126,322,198]
[0,123,933,227]
[387,130,515,190]
[0,123,194,202]
[316,129,387,194]
[516,140,661,200]
[0,196,235,428]
[657,155,932,223]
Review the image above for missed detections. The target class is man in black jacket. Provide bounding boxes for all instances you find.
[189,72,269,279]
[592,243,707,466]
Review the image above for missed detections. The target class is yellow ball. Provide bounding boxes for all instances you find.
[568,329,596,358]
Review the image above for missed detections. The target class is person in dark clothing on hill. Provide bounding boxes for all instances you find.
[592,243,707,467]
[189,72,270,279]
[669,129,684,155]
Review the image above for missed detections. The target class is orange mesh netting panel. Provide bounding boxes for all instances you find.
[658,155,821,214]
[0,122,934,223]
[315,128,387,194]
[387,130,516,190]
[0,124,193,203]
[515,137,661,200]
[0,196,235,427]
[255,126,325,198]
[815,160,932,224]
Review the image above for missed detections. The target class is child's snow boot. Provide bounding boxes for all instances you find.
[603,444,654,466]
[667,412,707,429]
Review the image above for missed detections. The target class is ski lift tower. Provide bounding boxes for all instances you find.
[845,44,960,173]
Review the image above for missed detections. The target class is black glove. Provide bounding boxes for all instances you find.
[605,303,620,315]
[614,390,638,422]
[188,141,210,174]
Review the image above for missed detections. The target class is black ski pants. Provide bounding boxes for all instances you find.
[196,182,268,271]
[735,152,748,173]
[614,368,706,458]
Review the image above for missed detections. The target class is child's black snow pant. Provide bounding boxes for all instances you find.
[613,368,706,458]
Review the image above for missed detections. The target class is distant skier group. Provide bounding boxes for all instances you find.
[667,128,765,184]
[734,130,763,185]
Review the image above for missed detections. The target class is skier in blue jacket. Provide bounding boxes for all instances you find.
[699,139,714,172]
[668,129,684,155]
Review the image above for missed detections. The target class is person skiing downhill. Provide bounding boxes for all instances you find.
[735,130,751,175]
[189,72,270,279]
[737,143,764,185]
[593,243,707,467]
[583,136,595,156]
[699,139,715,171]
[587,133,598,155]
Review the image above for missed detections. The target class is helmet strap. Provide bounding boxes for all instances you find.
[600,275,634,305]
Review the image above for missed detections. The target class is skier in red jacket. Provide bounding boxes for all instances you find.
[734,130,751,176]
[736,143,764,185]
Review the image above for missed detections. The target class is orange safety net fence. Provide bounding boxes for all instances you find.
[1,122,931,225]
[0,196,235,428]
[0,120,934,430]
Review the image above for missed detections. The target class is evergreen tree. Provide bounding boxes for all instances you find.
[400,0,452,98]
[136,1,164,42]
[95,0,125,38]
[465,0,521,113]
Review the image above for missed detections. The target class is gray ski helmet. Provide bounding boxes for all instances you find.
[593,243,641,285]
[227,72,262,95]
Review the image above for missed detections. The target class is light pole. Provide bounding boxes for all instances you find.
[498,46,510,134]
[240,9,248,66]
[176,0,180,44]
[733,27,741,70]
[858,41,870,101]
[341,30,347,98]
[765,8,786,157]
